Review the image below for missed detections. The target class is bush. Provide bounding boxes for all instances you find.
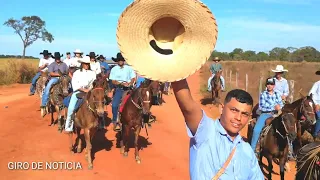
[0,60,37,85]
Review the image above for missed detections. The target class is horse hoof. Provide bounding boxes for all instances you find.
[77,148,81,153]
[135,156,141,164]
[123,152,128,157]
[120,148,124,154]
[88,164,93,170]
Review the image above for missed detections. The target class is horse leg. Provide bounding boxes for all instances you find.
[134,126,142,164]
[120,124,125,154]
[68,131,74,153]
[266,154,273,180]
[211,89,215,104]
[279,155,286,180]
[123,125,130,157]
[76,127,82,153]
[50,104,55,126]
[56,106,62,132]
[84,128,93,169]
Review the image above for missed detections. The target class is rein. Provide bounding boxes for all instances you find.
[275,113,296,139]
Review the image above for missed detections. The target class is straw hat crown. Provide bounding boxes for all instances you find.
[116,0,218,82]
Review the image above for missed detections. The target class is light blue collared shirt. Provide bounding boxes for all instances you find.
[273,77,289,96]
[187,110,264,180]
[109,65,136,83]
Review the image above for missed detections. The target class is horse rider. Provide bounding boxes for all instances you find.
[40,52,69,117]
[63,52,72,67]
[271,65,289,103]
[309,70,320,139]
[109,52,136,131]
[69,49,83,68]
[97,55,111,77]
[87,52,102,75]
[207,57,225,92]
[29,50,54,96]
[251,77,283,156]
[64,56,96,134]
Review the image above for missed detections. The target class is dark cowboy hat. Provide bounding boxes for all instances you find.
[86,52,99,58]
[51,52,63,59]
[66,52,71,55]
[97,55,105,60]
[316,71,320,75]
[40,50,51,55]
[111,52,125,62]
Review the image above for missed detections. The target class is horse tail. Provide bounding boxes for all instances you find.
[296,141,320,180]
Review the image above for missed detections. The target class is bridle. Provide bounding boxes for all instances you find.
[87,87,105,112]
[275,112,296,140]
[299,98,316,123]
[131,88,151,110]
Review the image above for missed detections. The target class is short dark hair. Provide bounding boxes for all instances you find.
[224,89,253,106]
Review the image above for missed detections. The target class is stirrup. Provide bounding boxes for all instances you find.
[113,122,122,132]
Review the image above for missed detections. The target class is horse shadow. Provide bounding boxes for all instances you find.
[259,160,280,178]
[115,131,152,152]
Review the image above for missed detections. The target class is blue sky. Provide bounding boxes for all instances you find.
[0,0,319,58]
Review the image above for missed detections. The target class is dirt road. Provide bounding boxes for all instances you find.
[0,71,296,179]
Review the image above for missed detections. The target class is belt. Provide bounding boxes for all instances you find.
[115,85,130,91]
[261,111,272,113]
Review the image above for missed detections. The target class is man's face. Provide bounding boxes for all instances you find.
[275,72,283,78]
[118,60,124,66]
[55,58,61,63]
[220,98,252,136]
[75,53,81,58]
[266,83,275,91]
[67,54,71,59]
[44,55,49,59]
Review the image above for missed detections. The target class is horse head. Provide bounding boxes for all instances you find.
[134,80,152,115]
[58,69,71,97]
[276,112,297,141]
[299,93,317,125]
[87,78,106,117]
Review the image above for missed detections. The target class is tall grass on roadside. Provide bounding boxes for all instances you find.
[0,60,38,85]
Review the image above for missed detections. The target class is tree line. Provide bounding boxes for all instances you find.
[210,46,320,62]
[0,54,37,59]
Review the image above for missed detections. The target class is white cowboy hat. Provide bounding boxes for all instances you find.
[73,49,83,54]
[78,56,91,64]
[116,0,218,82]
[271,65,288,72]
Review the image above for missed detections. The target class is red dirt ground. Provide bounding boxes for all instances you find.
[0,71,295,179]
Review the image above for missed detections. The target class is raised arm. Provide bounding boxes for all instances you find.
[171,79,203,135]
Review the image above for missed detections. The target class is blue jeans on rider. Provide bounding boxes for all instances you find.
[112,88,125,124]
[207,74,225,91]
[65,91,80,132]
[41,78,59,107]
[313,110,320,136]
[30,72,41,94]
[251,113,273,152]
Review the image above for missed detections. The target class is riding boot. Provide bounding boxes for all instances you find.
[113,112,122,132]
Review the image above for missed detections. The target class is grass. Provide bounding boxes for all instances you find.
[200,60,320,104]
[0,58,39,85]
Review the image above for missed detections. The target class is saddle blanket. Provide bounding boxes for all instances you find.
[63,96,84,112]
[119,94,131,113]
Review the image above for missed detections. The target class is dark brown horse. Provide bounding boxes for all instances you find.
[248,112,297,180]
[47,70,71,131]
[119,80,152,164]
[149,80,164,106]
[296,141,320,180]
[35,71,49,99]
[67,77,106,169]
[282,93,316,153]
[210,70,222,105]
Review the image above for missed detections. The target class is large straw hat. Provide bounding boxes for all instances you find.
[271,65,288,72]
[116,0,218,82]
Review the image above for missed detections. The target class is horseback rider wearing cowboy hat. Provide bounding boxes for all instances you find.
[109,52,136,131]
[69,49,83,68]
[309,70,320,139]
[207,57,226,92]
[40,52,69,117]
[29,50,54,96]
[86,52,102,75]
[271,65,290,103]
[64,56,97,133]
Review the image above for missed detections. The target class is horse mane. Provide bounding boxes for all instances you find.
[296,141,320,180]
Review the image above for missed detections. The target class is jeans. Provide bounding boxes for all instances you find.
[41,78,59,106]
[65,91,80,132]
[313,111,320,136]
[30,72,41,94]
[164,82,170,92]
[207,74,225,91]
[111,88,126,123]
[250,113,273,151]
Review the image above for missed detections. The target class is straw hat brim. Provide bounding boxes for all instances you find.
[272,69,288,72]
[116,0,218,82]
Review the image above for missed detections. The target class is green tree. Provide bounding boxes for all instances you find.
[3,16,54,58]
[269,47,290,61]
[229,48,243,60]
[256,52,269,61]
[242,50,256,61]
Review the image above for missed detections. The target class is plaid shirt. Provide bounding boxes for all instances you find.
[259,90,283,112]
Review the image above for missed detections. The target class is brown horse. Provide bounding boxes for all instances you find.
[210,70,222,105]
[67,77,106,169]
[47,70,71,131]
[119,80,152,164]
[149,80,164,106]
[282,93,317,153]
[296,141,320,180]
[248,112,297,180]
[35,71,49,99]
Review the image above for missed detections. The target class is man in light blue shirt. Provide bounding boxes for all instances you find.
[109,52,136,131]
[171,79,264,180]
[271,65,289,102]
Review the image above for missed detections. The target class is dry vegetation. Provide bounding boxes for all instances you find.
[200,61,320,104]
[0,58,39,85]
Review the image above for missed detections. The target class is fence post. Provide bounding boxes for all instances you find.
[245,74,248,91]
[229,70,232,85]
[236,72,238,88]
[288,80,295,103]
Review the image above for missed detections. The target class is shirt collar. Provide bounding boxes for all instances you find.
[216,120,242,144]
